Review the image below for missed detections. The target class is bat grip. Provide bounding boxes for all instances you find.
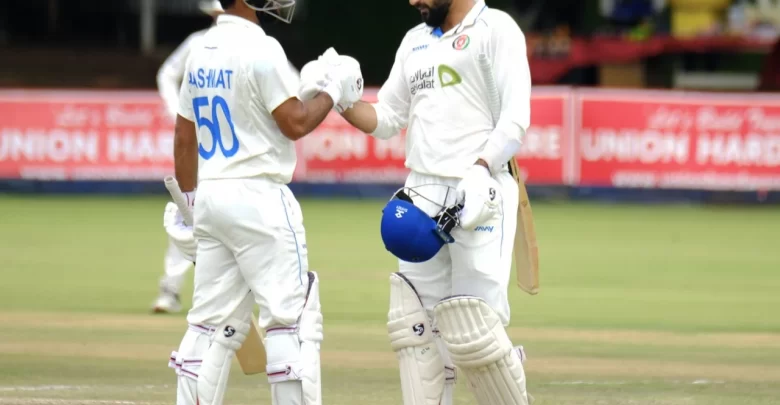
[164,176,194,226]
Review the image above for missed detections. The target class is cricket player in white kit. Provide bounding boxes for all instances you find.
[152,0,224,314]
[304,0,533,404]
[153,0,303,314]
[162,0,364,404]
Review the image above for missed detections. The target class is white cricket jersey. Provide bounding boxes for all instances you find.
[372,1,532,179]
[178,15,299,184]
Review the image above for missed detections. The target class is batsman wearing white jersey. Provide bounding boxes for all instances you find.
[304,0,533,404]
[153,0,303,314]
[161,0,364,404]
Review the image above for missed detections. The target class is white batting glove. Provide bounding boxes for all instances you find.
[317,48,364,112]
[163,202,196,262]
[328,55,364,112]
[298,59,329,101]
[456,165,502,230]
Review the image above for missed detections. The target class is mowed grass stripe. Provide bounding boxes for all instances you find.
[3,312,778,349]
[2,343,780,382]
[4,328,779,368]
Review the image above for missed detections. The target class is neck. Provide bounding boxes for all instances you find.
[226,7,260,25]
[440,0,476,33]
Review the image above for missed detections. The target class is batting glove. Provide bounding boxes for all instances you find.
[163,202,196,262]
[298,59,329,101]
[318,48,364,112]
[456,165,502,230]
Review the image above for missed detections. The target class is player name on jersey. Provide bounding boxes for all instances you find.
[187,68,234,90]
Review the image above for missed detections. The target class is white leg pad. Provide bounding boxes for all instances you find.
[197,318,250,405]
[169,326,212,405]
[434,296,529,405]
[266,271,323,405]
[387,273,446,405]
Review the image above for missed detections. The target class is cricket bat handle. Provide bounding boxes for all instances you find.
[164,176,194,226]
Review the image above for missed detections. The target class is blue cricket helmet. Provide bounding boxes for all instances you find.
[380,192,457,263]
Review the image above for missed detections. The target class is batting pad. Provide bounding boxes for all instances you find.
[387,273,446,405]
[266,272,323,405]
[169,326,212,405]
[434,296,529,405]
[198,317,250,405]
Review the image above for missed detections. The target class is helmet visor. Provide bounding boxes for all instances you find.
[244,0,296,23]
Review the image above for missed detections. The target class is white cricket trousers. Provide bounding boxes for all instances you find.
[159,239,192,294]
[186,177,309,330]
[400,170,519,327]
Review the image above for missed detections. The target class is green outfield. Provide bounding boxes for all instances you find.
[0,195,778,405]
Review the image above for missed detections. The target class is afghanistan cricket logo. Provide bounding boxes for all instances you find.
[452,34,470,51]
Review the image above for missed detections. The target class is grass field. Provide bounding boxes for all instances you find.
[1,195,779,405]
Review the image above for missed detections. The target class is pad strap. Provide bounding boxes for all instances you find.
[169,350,203,381]
[265,327,304,383]
[169,324,216,381]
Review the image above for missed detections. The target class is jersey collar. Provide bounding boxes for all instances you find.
[431,1,487,39]
[216,14,266,36]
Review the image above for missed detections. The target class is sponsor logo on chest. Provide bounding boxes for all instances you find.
[407,33,477,95]
[409,66,435,95]
[409,64,463,95]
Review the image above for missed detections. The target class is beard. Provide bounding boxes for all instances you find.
[417,0,451,28]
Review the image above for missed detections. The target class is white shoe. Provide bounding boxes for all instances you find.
[151,290,181,314]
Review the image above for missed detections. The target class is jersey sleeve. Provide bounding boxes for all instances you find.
[252,38,299,113]
[371,45,411,140]
[477,15,532,173]
[492,18,531,132]
[158,31,202,119]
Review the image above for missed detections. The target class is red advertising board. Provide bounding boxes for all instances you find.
[518,87,571,185]
[1,88,779,191]
[0,90,174,181]
[576,90,780,191]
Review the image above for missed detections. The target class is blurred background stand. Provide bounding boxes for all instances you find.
[0,0,778,91]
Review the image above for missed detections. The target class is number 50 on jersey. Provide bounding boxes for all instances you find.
[192,95,239,160]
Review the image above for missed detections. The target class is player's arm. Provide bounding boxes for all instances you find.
[341,47,410,139]
[173,71,198,193]
[273,94,335,141]
[477,18,532,174]
[157,33,199,118]
[174,115,198,192]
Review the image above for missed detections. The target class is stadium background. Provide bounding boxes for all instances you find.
[0,1,779,404]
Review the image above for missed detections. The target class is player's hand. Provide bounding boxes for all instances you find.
[318,48,364,113]
[328,55,364,112]
[456,165,502,230]
[163,202,196,262]
[298,59,329,101]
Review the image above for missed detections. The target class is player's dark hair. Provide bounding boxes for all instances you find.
[219,0,237,9]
